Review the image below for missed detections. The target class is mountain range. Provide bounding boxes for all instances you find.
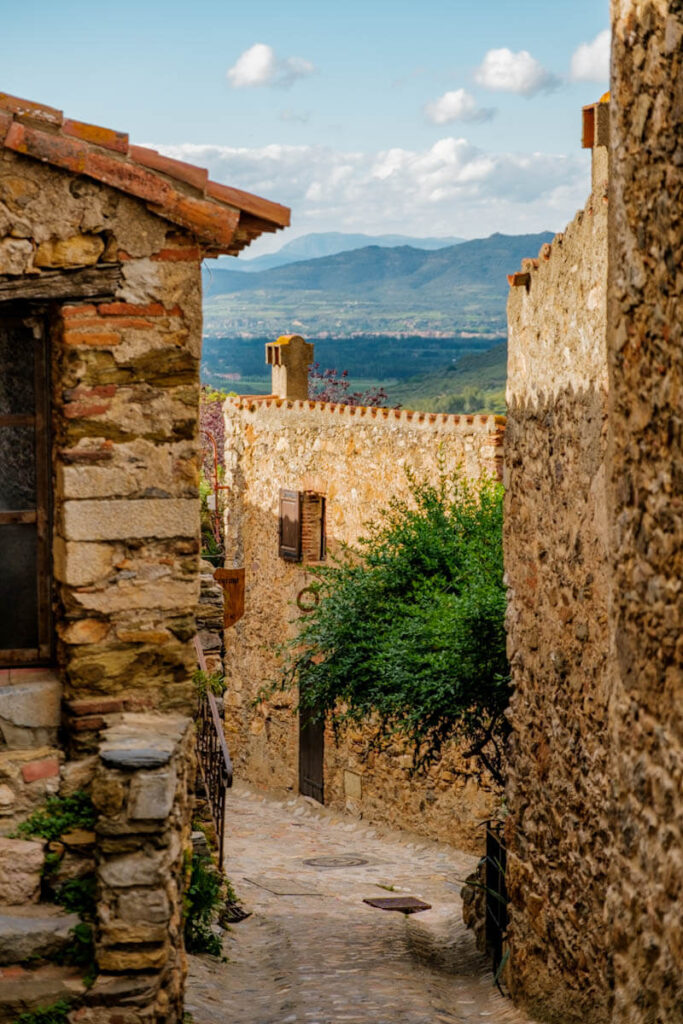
[204,230,465,273]
[202,231,553,338]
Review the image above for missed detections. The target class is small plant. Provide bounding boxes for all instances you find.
[184,853,223,957]
[15,791,96,843]
[54,877,97,918]
[15,1000,72,1024]
[192,668,226,698]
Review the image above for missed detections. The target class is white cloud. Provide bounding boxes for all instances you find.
[154,137,588,241]
[425,89,495,124]
[227,43,314,89]
[475,48,559,96]
[570,30,610,82]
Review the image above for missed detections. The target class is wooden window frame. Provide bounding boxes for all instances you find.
[0,309,52,665]
[279,489,302,562]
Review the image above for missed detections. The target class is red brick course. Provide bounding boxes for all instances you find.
[21,758,60,783]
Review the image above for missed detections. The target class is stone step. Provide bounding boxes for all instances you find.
[0,963,86,1023]
[0,669,61,750]
[0,904,81,963]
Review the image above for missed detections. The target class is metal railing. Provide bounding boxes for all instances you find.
[484,819,508,975]
[193,636,233,870]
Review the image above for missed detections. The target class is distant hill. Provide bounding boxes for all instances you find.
[202,230,553,338]
[205,230,465,273]
[388,342,508,413]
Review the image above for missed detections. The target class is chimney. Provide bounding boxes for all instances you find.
[582,91,610,192]
[265,334,314,401]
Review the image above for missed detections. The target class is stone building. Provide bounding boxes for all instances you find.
[503,4,682,1018]
[0,91,289,1022]
[221,336,505,851]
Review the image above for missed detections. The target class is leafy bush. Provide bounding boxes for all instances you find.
[15,1000,72,1024]
[277,468,509,785]
[184,853,223,956]
[15,791,96,842]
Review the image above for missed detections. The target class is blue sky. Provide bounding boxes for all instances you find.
[3,0,610,254]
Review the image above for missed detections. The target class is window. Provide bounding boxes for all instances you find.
[279,489,326,563]
[0,310,52,664]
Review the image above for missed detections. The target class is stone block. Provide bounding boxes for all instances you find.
[0,678,61,747]
[0,909,81,963]
[343,769,363,801]
[0,237,33,275]
[91,775,125,816]
[60,755,98,797]
[128,768,177,821]
[97,947,168,974]
[0,838,44,904]
[117,889,170,924]
[34,233,104,268]
[99,851,164,888]
[53,538,115,586]
[62,498,198,542]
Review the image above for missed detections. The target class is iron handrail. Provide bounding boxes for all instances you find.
[193,635,232,870]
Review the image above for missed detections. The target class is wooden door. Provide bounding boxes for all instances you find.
[0,310,51,665]
[299,707,324,804]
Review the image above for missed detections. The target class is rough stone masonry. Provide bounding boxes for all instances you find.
[504,7,683,1020]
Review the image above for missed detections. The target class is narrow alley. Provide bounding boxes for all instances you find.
[186,783,533,1024]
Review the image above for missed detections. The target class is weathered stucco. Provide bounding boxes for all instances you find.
[504,134,611,1021]
[222,396,504,851]
[607,3,683,1021]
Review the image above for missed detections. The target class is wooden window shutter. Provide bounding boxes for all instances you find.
[279,489,302,561]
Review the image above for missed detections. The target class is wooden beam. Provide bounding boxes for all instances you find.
[0,264,122,303]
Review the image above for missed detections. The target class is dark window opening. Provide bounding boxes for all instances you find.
[0,309,52,665]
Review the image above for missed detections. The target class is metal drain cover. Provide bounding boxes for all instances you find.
[363,896,432,914]
[303,854,369,868]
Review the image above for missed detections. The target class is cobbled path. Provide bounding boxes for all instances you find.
[186,782,534,1024]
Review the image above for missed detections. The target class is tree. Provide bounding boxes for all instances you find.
[308,364,395,407]
[278,468,510,786]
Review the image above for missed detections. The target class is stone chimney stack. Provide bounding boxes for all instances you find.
[582,92,610,192]
[266,334,314,401]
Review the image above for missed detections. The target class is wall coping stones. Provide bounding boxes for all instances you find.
[98,712,190,770]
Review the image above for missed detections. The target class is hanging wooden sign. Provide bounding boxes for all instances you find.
[214,568,245,627]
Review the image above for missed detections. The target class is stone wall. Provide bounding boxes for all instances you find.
[503,136,612,1021]
[83,712,195,1023]
[0,149,202,714]
[222,397,504,850]
[607,3,683,1020]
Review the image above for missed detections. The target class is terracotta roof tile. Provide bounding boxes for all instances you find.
[0,90,290,254]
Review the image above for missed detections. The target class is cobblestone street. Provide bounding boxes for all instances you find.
[186,782,534,1024]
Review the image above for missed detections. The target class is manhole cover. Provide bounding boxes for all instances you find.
[303,855,369,868]
[363,896,432,914]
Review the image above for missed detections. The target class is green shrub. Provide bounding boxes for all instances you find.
[184,853,223,956]
[15,791,96,843]
[15,1000,72,1024]
[275,467,510,785]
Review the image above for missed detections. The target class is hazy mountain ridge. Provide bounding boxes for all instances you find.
[205,230,466,273]
[204,232,552,298]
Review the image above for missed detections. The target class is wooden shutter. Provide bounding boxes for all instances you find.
[279,489,301,561]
